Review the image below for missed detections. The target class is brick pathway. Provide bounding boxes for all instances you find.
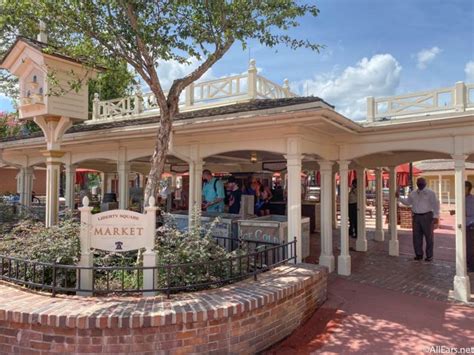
[266,211,474,354]
[305,210,474,304]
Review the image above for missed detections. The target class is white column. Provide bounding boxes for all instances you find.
[247,59,257,99]
[118,162,130,210]
[438,174,443,204]
[374,168,385,241]
[287,154,303,263]
[319,160,335,271]
[188,161,195,219]
[100,173,106,197]
[338,160,351,276]
[106,173,114,193]
[18,167,34,207]
[43,151,65,227]
[356,167,367,251]
[452,155,471,302]
[388,166,399,256]
[65,164,76,209]
[188,160,204,226]
[454,81,467,112]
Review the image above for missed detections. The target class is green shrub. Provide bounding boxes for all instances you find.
[155,210,249,290]
[0,218,81,264]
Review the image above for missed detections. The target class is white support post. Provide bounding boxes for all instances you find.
[452,155,471,302]
[18,167,34,207]
[454,81,466,112]
[287,154,303,263]
[78,196,93,296]
[319,160,335,272]
[438,174,443,204]
[188,160,204,227]
[356,167,367,251]
[92,93,100,120]
[118,148,130,210]
[42,151,65,227]
[367,96,375,122]
[248,59,257,99]
[282,79,290,97]
[100,172,106,199]
[33,116,72,226]
[185,83,195,107]
[143,196,158,297]
[133,85,143,115]
[338,160,351,276]
[118,162,130,210]
[65,164,77,209]
[374,168,385,242]
[388,166,399,256]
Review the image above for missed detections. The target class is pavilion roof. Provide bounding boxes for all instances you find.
[414,159,474,171]
[0,96,331,142]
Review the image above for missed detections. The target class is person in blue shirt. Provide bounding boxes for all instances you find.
[202,169,225,212]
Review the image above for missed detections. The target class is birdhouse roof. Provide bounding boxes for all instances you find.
[0,36,105,71]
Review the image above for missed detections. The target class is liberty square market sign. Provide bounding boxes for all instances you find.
[79,196,156,252]
[77,196,157,296]
[91,211,147,251]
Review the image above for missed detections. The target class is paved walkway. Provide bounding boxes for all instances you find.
[266,210,474,354]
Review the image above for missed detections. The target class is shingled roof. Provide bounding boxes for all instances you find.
[0,96,331,143]
[0,36,105,70]
[414,159,474,171]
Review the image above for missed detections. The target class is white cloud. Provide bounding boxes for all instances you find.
[416,47,442,69]
[465,60,474,82]
[133,58,216,93]
[291,54,402,120]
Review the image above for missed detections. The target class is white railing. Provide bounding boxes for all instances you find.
[366,81,474,122]
[256,76,296,99]
[90,59,298,123]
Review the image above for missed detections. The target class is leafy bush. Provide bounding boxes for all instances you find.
[0,198,42,233]
[0,218,80,264]
[155,210,249,290]
[0,208,254,295]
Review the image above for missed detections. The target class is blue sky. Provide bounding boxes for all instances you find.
[1,0,473,119]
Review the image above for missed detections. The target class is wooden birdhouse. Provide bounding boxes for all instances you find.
[0,27,98,121]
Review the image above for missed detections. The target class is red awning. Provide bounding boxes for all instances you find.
[396,163,422,175]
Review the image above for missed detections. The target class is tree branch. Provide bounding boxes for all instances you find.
[167,38,234,104]
[122,1,167,111]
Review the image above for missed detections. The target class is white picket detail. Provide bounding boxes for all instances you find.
[467,83,474,107]
[256,75,296,99]
[89,60,296,123]
[193,74,247,104]
[367,82,473,122]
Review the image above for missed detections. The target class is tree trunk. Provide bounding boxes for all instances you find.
[143,111,173,206]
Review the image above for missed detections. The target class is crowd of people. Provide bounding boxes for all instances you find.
[201,169,280,216]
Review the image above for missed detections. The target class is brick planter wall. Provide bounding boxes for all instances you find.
[0,264,327,354]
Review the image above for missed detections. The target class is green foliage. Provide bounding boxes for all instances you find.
[0,218,81,264]
[0,198,41,233]
[0,112,19,138]
[156,209,248,290]
[88,60,135,111]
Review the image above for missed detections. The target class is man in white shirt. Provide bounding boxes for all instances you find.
[396,177,440,262]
